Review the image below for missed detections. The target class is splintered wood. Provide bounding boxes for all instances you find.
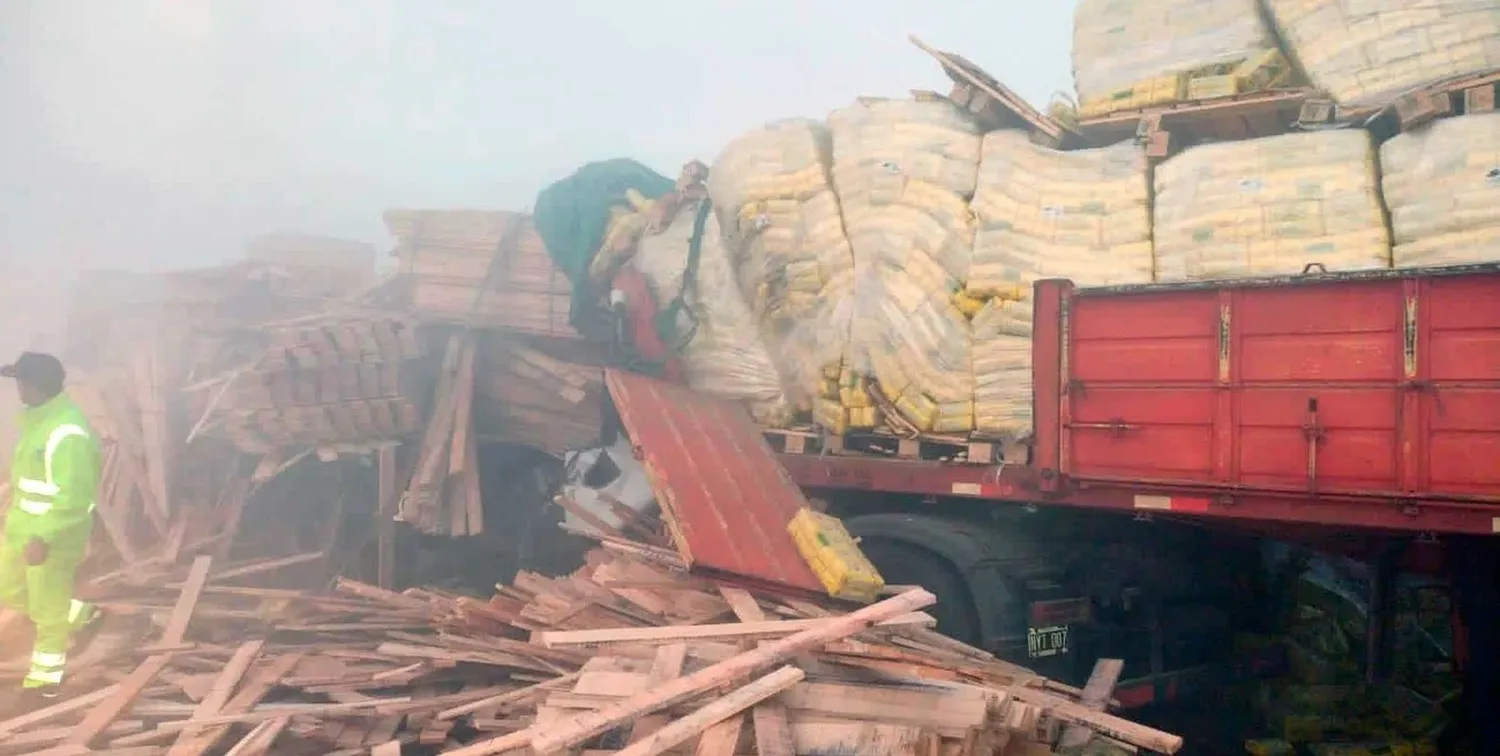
[0,545,1181,755]
[398,330,483,536]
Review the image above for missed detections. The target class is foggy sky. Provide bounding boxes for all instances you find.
[0,0,1075,282]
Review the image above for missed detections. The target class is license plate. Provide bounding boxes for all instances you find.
[1027,624,1071,659]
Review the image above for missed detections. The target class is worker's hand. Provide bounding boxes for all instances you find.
[22,537,48,566]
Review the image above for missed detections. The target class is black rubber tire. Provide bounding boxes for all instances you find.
[858,538,982,646]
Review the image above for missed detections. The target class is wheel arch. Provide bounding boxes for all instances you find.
[843,511,1019,649]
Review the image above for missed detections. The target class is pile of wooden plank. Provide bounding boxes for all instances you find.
[203,313,431,455]
[385,209,574,339]
[474,333,605,458]
[0,541,1183,755]
[244,233,379,301]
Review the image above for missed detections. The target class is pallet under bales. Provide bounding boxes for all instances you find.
[0,540,1183,755]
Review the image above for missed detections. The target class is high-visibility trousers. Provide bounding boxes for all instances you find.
[0,539,94,688]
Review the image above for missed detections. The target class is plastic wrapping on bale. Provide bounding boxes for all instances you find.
[632,200,795,425]
[1381,112,1500,268]
[1265,0,1500,109]
[1073,0,1286,118]
[970,133,1154,439]
[1154,130,1391,282]
[709,119,856,429]
[829,97,983,435]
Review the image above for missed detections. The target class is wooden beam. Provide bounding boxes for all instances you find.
[166,640,265,756]
[442,589,935,756]
[534,612,935,648]
[377,445,397,589]
[615,666,804,756]
[1055,658,1124,750]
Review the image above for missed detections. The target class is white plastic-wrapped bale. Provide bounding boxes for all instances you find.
[1154,130,1391,281]
[709,119,858,430]
[969,132,1154,440]
[1265,0,1500,109]
[1073,0,1287,119]
[632,199,795,424]
[830,96,982,434]
[1381,112,1500,268]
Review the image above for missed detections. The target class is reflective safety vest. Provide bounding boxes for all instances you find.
[6,394,100,551]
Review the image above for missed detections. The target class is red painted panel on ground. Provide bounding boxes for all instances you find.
[605,368,824,595]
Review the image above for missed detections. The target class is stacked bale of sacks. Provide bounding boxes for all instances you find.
[708,119,862,430]
[969,133,1155,440]
[631,198,795,425]
[1264,0,1500,109]
[1073,0,1288,118]
[1380,112,1500,268]
[1154,130,1391,281]
[828,96,983,434]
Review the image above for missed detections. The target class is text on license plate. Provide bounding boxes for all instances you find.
[1027,624,1071,659]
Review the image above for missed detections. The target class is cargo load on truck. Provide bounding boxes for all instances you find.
[831,96,983,436]
[1264,0,1500,109]
[1381,111,1500,268]
[1071,0,1294,118]
[1153,130,1392,281]
[710,118,860,431]
[969,132,1154,439]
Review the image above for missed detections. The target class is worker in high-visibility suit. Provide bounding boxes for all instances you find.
[0,352,102,701]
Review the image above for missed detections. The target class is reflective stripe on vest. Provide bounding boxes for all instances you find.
[12,424,91,518]
[17,499,52,515]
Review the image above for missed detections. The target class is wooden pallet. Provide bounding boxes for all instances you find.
[909,35,1076,148]
[1304,68,1500,137]
[1076,87,1316,157]
[763,428,1028,466]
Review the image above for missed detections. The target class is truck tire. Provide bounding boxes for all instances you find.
[857,537,982,646]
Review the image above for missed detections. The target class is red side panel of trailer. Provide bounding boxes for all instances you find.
[1029,266,1500,529]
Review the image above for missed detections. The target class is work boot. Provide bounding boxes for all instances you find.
[14,685,61,712]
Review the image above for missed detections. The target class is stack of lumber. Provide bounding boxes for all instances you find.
[385,209,574,339]
[0,544,1184,755]
[244,233,379,300]
[57,253,406,575]
[474,334,605,458]
[201,313,431,455]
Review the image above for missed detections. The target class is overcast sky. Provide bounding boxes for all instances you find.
[0,0,1076,279]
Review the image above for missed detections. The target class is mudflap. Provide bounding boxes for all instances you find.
[1450,536,1500,752]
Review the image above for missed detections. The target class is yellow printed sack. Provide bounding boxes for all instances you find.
[787,507,885,603]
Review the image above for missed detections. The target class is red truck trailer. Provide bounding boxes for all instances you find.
[592,262,1500,744]
[757,263,1500,729]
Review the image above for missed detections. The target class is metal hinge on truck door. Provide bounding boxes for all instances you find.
[1303,397,1326,493]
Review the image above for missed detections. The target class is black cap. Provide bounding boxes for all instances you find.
[0,352,66,392]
